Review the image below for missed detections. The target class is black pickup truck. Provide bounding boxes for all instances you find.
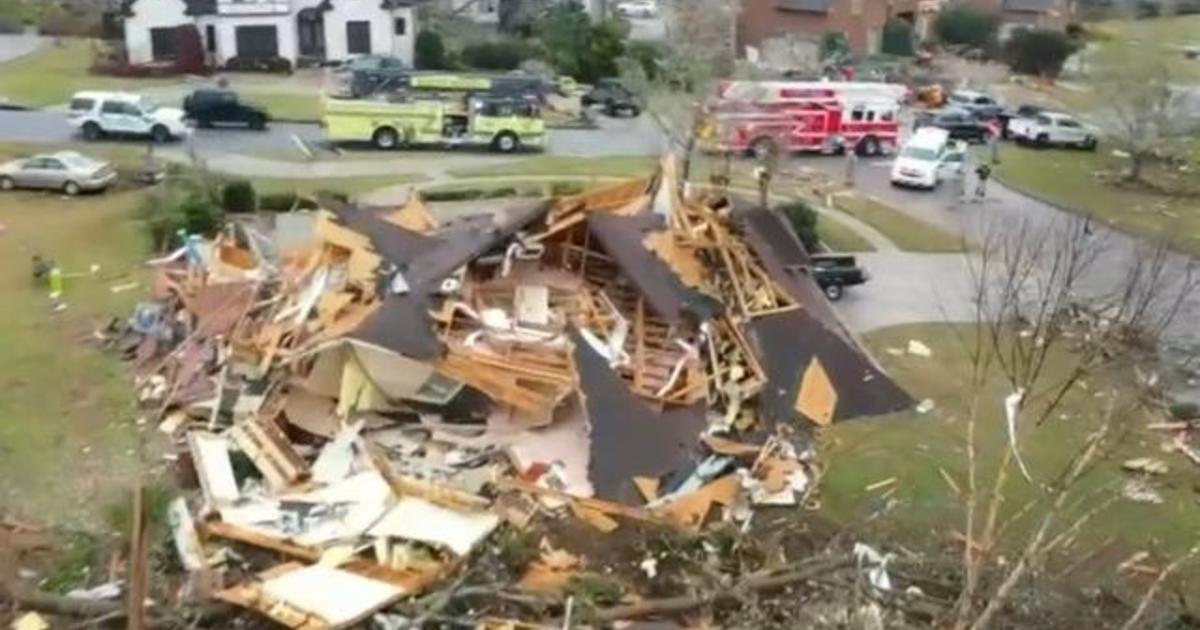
[810,254,868,301]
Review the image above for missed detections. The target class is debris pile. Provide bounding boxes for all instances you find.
[107,156,912,626]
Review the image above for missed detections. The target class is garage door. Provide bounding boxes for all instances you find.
[235,25,279,58]
[150,27,178,61]
[346,21,371,55]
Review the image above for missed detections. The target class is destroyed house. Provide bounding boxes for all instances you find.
[126,157,913,627]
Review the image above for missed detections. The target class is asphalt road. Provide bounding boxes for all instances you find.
[0,109,669,157]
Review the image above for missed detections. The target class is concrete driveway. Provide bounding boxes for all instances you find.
[833,252,979,333]
[0,34,46,65]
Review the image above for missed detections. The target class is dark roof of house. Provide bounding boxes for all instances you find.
[572,330,707,504]
[732,204,915,424]
[329,197,548,360]
[1003,0,1057,11]
[773,0,836,13]
[585,212,722,325]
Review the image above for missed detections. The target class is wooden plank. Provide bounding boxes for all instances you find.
[200,521,321,562]
[230,417,311,491]
[127,484,148,630]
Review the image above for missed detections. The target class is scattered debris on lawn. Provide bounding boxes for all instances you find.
[73,156,916,627]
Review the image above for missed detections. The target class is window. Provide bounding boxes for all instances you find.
[851,0,862,15]
[1058,118,1081,128]
[865,110,876,122]
[205,25,216,53]
[42,159,65,170]
[22,158,46,170]
[881,111,894,121]
[235,25,279,58]
[69,98,94,112]
[100,100,129,115]
[1035,115,1052,126]
[393,17,406,36]
[149,26,179,61]
[850,109,864,121]
[347,21,372,55]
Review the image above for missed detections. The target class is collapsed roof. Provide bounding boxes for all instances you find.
[121,156,913,627]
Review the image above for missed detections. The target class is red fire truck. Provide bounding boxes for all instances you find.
[699,80,907,158]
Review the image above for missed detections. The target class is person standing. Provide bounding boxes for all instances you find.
[974,163,992,201]
[843,143,858,187]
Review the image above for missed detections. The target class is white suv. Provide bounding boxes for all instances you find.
[68,91,189,143]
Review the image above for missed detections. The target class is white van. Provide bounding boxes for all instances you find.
[890,127,964,190]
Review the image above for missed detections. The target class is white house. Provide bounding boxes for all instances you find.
[119,0,418,67]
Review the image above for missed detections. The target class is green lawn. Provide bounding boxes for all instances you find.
[832,192,965,253]
[0,185,148,528]
[252,173,427,198]
[448,155,657,179]
[818,216,876,252]
[0,38,322,121]
[0,39,175,108]
[244,90,322,123]
[1093,15,1200,82]
[995,144,1200,255]
[822,323,1200,585]
[0,141,426,200]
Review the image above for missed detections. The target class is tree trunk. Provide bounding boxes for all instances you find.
[1127,152,1146,183]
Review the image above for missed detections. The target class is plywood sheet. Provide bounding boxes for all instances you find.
[794,356,837,427]
[260,564,405,627]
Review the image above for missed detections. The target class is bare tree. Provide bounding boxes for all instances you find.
[1090,43,1200,184]
[948,215,1198,629]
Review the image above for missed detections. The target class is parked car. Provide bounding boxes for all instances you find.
[616,0,658,17]
[997,104,1045,139]
[810,254,869,301]
[948,89,1003,119]
[582,79,640,117]
[0,151,117,195]
[890,127,965,189]
[68,91,189,143]
[1009,112,1098,150]
[183,89,269,130]
[914,108,992,143]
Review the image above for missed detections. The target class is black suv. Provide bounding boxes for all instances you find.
[582,79,640,117]
[914,109,991,143]
[183,89,269,130]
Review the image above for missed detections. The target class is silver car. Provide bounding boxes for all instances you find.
[0,151,118,195]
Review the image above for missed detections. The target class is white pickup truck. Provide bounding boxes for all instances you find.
[1008,112,1098,150]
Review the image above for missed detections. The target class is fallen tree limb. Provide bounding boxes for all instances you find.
[593,555,855,622]
[0,583,230,628]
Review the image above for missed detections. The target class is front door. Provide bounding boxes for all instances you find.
[149,26,178,61]
[99,100,141,134]
[17,158,52,188]
[346,21,372,55]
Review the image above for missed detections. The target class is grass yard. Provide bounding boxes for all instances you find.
[995,144,1200,256]
[251,173,427,198]
[821,323,1200,588]
[448,155,658,179]
[832,192,965,253]
[0,39,323,121]
[0,39,175,108]
[1092,15,1200,82]
[0,185,149,528]
[818,215,876,252]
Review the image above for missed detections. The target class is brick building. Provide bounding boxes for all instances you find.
[737,0,893,60]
